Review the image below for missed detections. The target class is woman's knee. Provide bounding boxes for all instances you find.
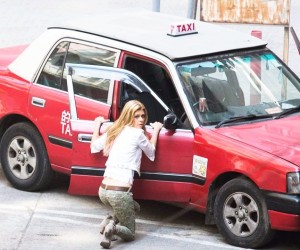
[116,225,135,242]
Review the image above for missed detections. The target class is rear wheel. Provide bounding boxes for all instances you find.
[214,178,274,248]
[0,122,53,191]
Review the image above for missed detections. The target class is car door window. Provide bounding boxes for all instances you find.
[123,57,188,127]
[37,41,118,104]
[120,83,168,124]
[124,57,178,103]
[62,43,117,103]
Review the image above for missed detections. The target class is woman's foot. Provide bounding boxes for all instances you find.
[99,214,113,234]
[100,221,117,249]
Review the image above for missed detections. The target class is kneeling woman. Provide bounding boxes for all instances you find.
[91,100,163,249]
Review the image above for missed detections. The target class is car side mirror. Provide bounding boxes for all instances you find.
[163,112,178,130]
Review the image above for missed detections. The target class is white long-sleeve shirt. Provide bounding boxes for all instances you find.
[91,125,156,184]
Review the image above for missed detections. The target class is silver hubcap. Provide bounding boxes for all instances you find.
[7,136,37,179]
[223,192,259,237]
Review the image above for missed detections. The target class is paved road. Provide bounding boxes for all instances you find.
[0,169,240,250]
[1,167,300,250]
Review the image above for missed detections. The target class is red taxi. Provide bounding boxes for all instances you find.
[0,11,300,248]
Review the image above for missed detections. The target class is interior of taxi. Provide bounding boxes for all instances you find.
[123,57,188,128]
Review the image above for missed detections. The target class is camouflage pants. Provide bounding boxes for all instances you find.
[99,186,139,242]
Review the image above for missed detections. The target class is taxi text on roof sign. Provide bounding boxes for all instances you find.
[167,22,198,37]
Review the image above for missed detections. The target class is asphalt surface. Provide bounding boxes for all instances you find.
[1,168,300,250]
[0,170,243,250]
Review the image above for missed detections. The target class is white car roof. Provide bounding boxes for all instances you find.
[9,10,267,82]
[55,10,266,60]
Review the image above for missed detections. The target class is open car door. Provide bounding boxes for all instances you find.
[68,65,195,204]
[67,64,154,195]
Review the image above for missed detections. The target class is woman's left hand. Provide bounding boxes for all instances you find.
[150,122,163,131]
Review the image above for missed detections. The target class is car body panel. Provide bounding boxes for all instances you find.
[69,121,195,202]
[214,116,300,166]
[0,45,27,68]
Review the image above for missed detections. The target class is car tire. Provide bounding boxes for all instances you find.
[0,122,54,191]
[214,177,274,248]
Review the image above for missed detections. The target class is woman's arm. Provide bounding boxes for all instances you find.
[90,116,108,153]
[138,122,163,161]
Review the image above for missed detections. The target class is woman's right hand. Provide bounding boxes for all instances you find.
[92,116,108,142]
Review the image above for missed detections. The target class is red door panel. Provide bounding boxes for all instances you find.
[133,127,194,202]
[29,84,110,174]
[28,85,73,173]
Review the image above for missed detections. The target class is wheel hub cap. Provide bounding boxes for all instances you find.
[8,136,37,180]
[223,192,259,237]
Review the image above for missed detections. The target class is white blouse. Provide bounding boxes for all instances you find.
[91,126,156,184]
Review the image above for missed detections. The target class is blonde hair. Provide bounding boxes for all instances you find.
[103,100,148,156]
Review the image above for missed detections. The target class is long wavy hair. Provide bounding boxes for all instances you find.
[103,100,148,156]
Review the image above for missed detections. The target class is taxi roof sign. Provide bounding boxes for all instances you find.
[167,22,198,37]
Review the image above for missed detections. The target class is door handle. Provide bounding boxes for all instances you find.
[78,134,92,143]
[31,97,46,108]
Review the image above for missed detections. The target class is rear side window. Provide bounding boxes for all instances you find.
[37,41,117,103]
[37,41,68,89]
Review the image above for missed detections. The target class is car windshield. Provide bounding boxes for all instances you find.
[177,49,300,127]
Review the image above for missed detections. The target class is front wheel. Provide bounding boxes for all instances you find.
[0,122,54,191]
[214,178,274,248]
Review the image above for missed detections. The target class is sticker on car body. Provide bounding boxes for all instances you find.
[192,155,208,178]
